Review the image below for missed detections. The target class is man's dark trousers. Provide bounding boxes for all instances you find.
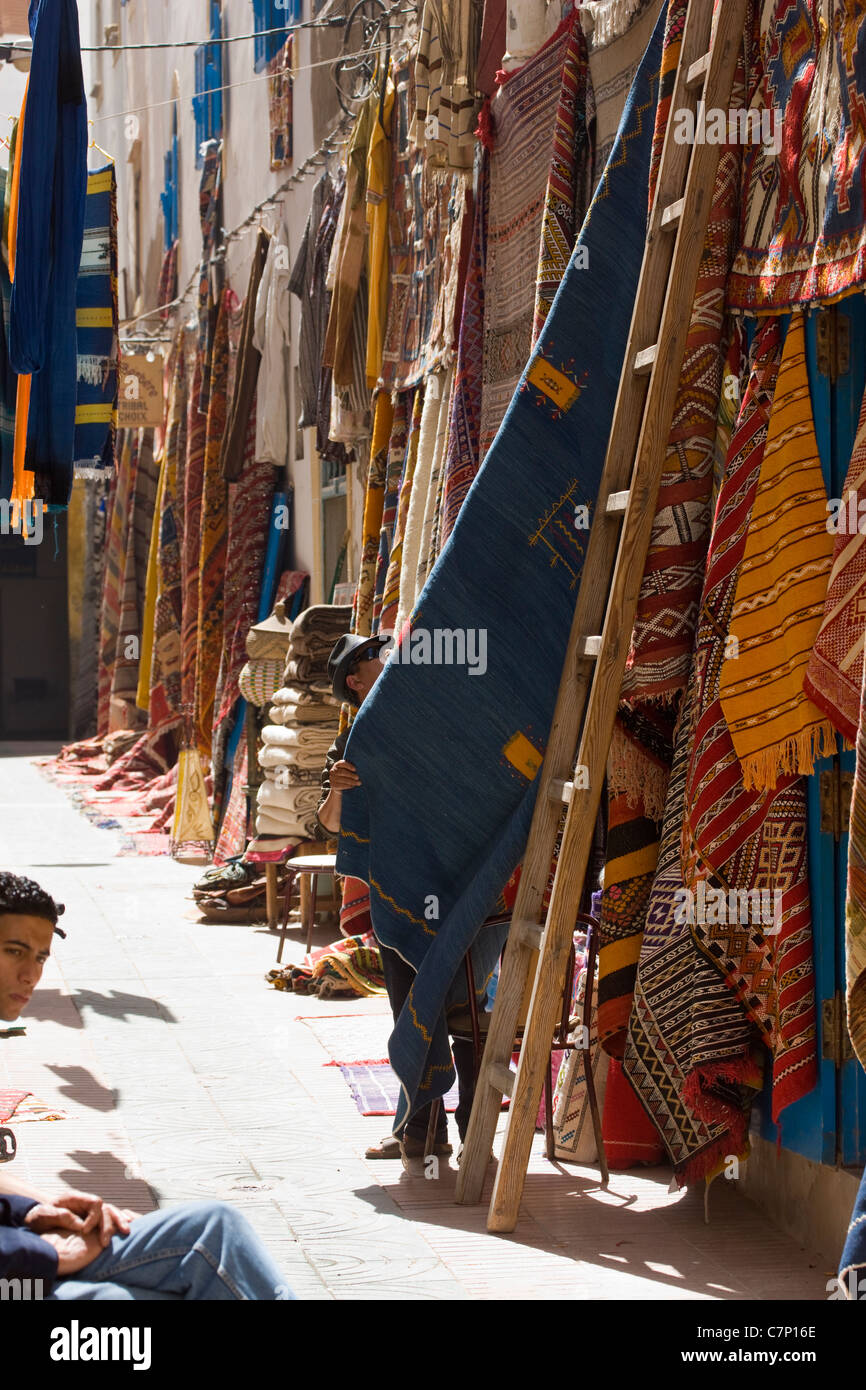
[378,943,477,1145]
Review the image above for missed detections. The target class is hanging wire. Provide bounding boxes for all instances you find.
[88,23,410,126]
[1,5,412,53]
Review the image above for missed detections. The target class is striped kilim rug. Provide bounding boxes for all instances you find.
[599,0,742,1058]
[844,654,866,1073]
[626,319,818,1184]
[338,10,666,1136]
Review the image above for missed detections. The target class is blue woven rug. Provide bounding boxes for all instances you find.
[338,9,665,1135]
[838,1162,866,1300]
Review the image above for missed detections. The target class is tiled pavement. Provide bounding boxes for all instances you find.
[0,745,832,1300]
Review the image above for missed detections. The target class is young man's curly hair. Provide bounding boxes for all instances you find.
[0,871,66,936]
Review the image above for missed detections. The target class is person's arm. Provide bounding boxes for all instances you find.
[0,1169,133,1241]
[0,1194,60,1286]
[0,1168,51,1202]
[316,730,355,836]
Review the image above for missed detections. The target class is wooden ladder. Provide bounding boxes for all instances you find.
[454,0,750,1232]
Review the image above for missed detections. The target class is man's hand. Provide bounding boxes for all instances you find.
[39,1228,104,1276]
[329,760,361,791]
[24,1202,90,1236]
[50,1192,135,1245]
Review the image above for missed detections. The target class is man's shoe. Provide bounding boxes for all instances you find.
[399,1133,452,1160]
[365,1134,402,1160]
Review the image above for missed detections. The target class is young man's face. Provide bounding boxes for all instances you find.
[0,914,53,1022]
[346,656,384,706]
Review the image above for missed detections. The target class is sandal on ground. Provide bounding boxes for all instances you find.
[365,1134,402,1159]
[399,1134,452,1159]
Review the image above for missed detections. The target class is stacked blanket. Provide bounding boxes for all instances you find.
[255,605,351,839]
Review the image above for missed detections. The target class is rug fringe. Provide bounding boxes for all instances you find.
[580,0,647,50]
[607,722,670,819]
[739,719,838,792]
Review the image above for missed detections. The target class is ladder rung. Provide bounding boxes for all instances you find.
[686,52,710,88]
[634,345,657,374]
[548,778,573,804]
[605,490,630,515]
[512,919,545,950]
[489,1063,515,1098]
[576,636,603,659]
[661,198,684,229]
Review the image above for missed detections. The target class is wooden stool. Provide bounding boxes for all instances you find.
[276,853,339,961]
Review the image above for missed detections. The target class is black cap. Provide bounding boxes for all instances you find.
[328,634,387,704]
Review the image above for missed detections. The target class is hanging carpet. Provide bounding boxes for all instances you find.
[625,319,818,1184]
[805,379,866,745]
[598,0,740,1056]
[728,1,866,312]
[336,12,666,1136]
[844,654,866,1073]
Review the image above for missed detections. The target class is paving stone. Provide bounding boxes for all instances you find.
[0,749,831,1301]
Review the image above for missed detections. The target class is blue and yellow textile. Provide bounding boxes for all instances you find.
[10,0,88,509]
[74,163,118,478]
[337,9,666,1133]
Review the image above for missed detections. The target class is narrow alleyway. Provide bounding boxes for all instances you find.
[0,746,829,1301]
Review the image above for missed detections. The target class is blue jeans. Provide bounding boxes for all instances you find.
[48,1201,294,1301]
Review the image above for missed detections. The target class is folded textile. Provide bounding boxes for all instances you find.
[256,808,319,838]
[284,654,330,684]
[288,603,353,656]
[273,702,340,725]
[270,684,341,708]
[238,658,284,708]
[258,781,320,814]
[246,833,303,860]
[261,764,320,787]
[258,744,330,771]
[261,723,337,751]
[336,12,665,1134]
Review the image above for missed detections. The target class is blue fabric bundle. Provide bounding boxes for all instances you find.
[10,0,88,509]
[337,9,665,1133]
[838,1161,866,1299]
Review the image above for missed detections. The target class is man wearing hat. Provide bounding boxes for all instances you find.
[316,633,388,837]
[318,635,474,1164]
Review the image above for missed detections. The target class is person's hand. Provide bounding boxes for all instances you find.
[23,1202,90,1235]
[39,1228,104,1276]
[329,760,361,791]
[51,1192,135,1245]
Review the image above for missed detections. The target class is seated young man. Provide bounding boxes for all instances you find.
[319,635,478,1164]
[0,871,293,1301]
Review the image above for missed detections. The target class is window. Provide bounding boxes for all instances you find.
[252,0,301,73]
[160,104,179,250]
[193,1,224,166]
